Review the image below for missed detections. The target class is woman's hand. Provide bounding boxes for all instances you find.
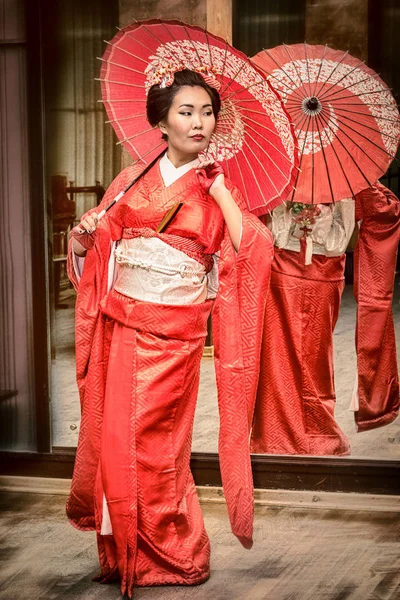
[197,161,242,251]
[70,212,99,256]
[197,161,226,202]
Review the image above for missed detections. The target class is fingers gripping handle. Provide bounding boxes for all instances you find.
[97,190,125,220]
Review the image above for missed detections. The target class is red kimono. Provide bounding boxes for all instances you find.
[354,183,400,431]
[250,244,350,456]
[66,160,273,597]
[251,184,399,456]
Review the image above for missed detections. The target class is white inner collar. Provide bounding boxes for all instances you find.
[160,153,200,188]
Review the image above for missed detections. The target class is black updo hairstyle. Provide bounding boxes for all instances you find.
[146,69,221,140]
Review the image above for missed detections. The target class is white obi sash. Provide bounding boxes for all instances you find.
[113,237,208,305]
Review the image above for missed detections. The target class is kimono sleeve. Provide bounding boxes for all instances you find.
[353,183,400,431]
[212,185,274,548]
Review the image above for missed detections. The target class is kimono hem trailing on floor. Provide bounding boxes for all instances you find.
[66,161,273,597]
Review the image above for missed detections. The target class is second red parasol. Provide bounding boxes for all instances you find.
[252,43,400,204]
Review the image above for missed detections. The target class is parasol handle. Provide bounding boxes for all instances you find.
[97,186,132,221]
[97,149,167,221]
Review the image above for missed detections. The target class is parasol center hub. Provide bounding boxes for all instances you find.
[302,96,323,116]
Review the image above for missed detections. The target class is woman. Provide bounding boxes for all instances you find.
[67,69,273,596]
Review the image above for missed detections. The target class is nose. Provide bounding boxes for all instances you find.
[192,114,203,130]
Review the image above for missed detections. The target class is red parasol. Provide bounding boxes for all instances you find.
[98,19,298,215]
[252,43,400,204]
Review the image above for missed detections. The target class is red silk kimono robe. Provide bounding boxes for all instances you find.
[354,182,400,432]
[250,243,350,456]
[251,183,399,456]
[66,160,273,597]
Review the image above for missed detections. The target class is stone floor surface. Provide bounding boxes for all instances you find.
[0,492,400,600]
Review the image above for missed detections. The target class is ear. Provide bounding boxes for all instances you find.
[159,121,168,136]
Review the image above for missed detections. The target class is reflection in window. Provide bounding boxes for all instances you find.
[42,0,120,447]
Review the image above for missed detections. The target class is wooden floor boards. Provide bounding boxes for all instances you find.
[0,492,399,599]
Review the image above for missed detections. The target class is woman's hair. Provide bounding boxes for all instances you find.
[146,69,221,139]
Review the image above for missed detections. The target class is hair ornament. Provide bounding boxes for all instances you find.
[145,62,221,92]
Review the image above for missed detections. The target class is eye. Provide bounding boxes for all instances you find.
[204,111,213,116]
[179,111,192,116]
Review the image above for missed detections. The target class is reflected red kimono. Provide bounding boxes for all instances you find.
[66,160,273,597]
[251,183,399,456]
[354,182,400,431]
[250,243,350,456]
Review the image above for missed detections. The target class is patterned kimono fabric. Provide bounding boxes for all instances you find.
[251,184,400,456]
[353,183,400,432]
[66,160,273,597]
[251,201,353,456]
[251,244,350,456]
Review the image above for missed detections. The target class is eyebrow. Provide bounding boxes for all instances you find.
[178,103,212,108]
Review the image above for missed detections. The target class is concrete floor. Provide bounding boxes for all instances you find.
[0,491,400,600]
[51,282,400,458]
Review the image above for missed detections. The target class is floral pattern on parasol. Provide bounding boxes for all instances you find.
[98,19,298,214]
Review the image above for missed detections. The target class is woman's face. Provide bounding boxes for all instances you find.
[159,85,216,164]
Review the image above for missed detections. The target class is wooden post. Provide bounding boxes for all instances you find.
[206,0,232,43]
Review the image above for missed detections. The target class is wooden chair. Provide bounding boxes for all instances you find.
[51,175,105,306]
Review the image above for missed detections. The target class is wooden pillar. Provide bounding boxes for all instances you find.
[119,0,232,37]
[206,0,232,43]
[305,0,369,60]
[119,0,206,28]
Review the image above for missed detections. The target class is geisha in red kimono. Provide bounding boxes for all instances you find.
[66,69,273,597]
[251,182,400,456]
